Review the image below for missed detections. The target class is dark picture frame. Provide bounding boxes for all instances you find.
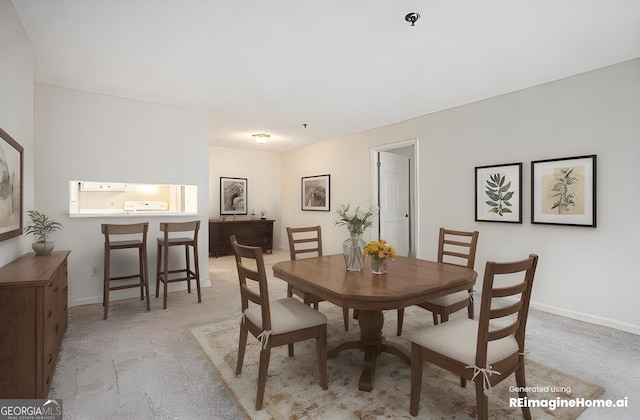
[301,174,330,211]
[220,177,247,215]
[475,162,522,223]
[531,155,597,227]
[0,128,23,242]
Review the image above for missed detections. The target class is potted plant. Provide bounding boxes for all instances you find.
[24,210,63,255]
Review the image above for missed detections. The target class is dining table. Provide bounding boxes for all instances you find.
[272,254,477,391]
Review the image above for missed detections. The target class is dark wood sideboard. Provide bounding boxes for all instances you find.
[0,251,70,398]
[209,219,275,257]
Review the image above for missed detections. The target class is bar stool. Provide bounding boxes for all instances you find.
[101,222,150,320]
[156,220,202,309]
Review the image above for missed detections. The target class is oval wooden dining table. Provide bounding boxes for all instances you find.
[272,254,477,391]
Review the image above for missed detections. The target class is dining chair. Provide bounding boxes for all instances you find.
[101,222,150,319]
[230,235,329,410]
[410,254,539,419]
[156,220,202,309]
[396,228,479,336]
[286,226,351,331]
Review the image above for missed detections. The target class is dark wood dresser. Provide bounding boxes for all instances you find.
[0,251,70,398]
[209,219,275,257]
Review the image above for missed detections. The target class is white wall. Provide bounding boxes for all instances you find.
[281,59,640,335]
[0,1,34,265]
[209,145,282,246]
[34,84,210,307]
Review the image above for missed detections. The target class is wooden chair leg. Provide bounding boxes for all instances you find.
[193,243,202,303]
[103,247,110,319]
[184,245,191,293]
[141,247,150,312]
[397,308,404,336]
[441,310,450,323]
[155,242,161,298]
[288,343,294,357]
[410,345,423,416]
[475,377,489,420]
[467,296,475,319]
[236,324,248,375]
[255,347,271,410]
[316,324,328,389]
[516,359,531,420]
[343,307,349,331]
[162,244,169,309]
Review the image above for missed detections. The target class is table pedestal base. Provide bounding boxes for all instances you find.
[327,309,410,391]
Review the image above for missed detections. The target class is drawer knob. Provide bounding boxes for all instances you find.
[47,308,52,317]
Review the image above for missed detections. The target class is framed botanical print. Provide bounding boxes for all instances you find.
[531,155,596,227]
[302,174,330,211]
[220,177,247,215]
[475,162,522,223]
[0,128,23,242]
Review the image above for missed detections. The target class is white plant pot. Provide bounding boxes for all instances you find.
[32,241,55,255]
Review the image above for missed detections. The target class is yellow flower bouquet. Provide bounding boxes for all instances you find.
[363,239,396,274]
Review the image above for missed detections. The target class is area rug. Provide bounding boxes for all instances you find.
[191,305,603,419]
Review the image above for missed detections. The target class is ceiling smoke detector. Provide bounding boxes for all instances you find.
[405,12,420,27]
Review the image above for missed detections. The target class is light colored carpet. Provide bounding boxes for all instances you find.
[191,304,603,419]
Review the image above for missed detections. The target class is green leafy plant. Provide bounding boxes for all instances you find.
[550,167,578,214]
[484,173,514,216]
[335,204,375,235]
[24,210,63,243]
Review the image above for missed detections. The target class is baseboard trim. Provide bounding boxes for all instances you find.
[530,300,640,336]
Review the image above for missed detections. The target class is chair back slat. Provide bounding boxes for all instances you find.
[102,222,148,247]
[438,228,479,269]
[488,322,519,341]
[287,226,323,260]
[159,220,200,243]
[490,301,523,320]
[230,235,271,331]
[475,254,538,367]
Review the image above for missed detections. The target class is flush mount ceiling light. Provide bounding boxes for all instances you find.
[252,133,270,144]
[405,12,420,26]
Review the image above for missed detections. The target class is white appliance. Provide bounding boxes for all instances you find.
[124,201,168,213]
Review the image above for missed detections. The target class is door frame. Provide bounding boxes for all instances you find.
[371,138,420,257]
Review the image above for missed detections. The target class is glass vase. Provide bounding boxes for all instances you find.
[342,233,366,272]
[370,258,388,274]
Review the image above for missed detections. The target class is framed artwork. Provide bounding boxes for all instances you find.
[220,177,247,215]
[0,128,23,242]
[302,174,330,211]
[475,162,522,223]
[531,155,596,227]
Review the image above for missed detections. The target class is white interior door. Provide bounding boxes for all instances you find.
[378,151,410,256]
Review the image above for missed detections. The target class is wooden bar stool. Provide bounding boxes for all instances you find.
[101,222,150,320]
[156,220,202,309]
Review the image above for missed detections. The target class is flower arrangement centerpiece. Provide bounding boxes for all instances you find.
[364,239,396,274]
[335,204,375,272]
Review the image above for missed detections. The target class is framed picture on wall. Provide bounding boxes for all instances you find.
[531,155,596,227]
[220,177,247,215]
[475,162,522,223]
[0,128,23,242]
[302,174,330,211]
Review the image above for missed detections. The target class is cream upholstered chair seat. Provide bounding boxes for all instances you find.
[425,290,472,307]
[411,318,518,367]
[244,297,328,335]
